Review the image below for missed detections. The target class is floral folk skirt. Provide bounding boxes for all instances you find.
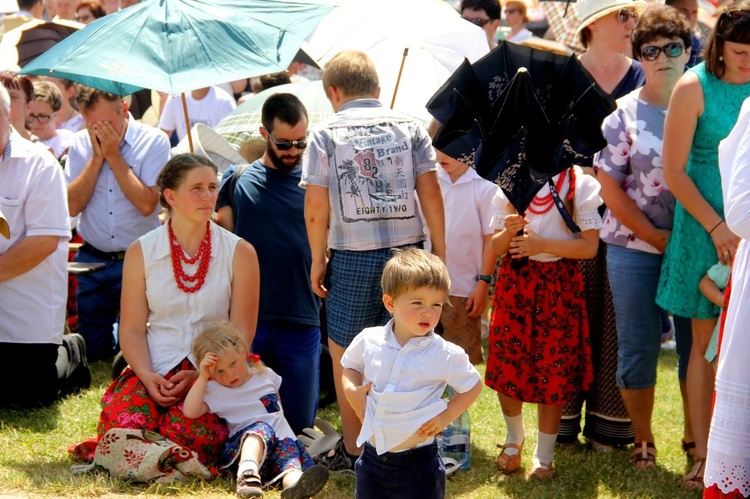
[485,255,594,405]
[222,421,315,487]
[69,358,229,475]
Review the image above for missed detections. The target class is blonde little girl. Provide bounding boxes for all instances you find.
[184,321,328,498]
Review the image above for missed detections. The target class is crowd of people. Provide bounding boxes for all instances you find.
[3,0,750,497]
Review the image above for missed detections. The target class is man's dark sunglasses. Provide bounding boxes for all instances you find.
[464,17,491,27]
[267,134,307,151]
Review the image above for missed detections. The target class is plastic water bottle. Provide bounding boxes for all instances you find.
[437,388,472,470]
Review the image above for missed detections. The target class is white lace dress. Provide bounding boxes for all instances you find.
[705,99,750,496]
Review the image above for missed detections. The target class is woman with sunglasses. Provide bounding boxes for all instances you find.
[656,0,750,490]
[556,0,647,454]
[503,1,532,44]
[594,4,692,471]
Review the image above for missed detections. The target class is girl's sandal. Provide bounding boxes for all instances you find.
[528,462,555,480]
[628,441,657,470]
[681,439,696,460]
[237,469,263,498]
[678,458,706,490]
[496,440,524,474]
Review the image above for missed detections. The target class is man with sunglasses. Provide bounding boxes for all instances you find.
[215,93,321,436]
[461,0,501,49]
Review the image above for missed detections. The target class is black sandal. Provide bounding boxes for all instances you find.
[681,439,696,459]
[237,469,263,497]
[628,441,656,469]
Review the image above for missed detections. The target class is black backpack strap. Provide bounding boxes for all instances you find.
[228,163,250,215]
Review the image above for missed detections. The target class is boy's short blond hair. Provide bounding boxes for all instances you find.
[322,50,379,100]
[32,80,63,113]
[381,247,451,301]
[192,321,264,373]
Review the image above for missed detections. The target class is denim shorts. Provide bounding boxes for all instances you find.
[607,244,663,389]
[355,441,445,499]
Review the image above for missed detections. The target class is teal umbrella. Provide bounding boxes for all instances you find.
[20,0,333,95]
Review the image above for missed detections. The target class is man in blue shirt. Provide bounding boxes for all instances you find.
[65,87,170,361]
[216,93,321,435]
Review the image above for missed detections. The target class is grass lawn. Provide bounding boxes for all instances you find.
[0,348,703,498]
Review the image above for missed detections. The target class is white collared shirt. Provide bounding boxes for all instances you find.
[341,319,480,454]
[65,114,170,252]
[426,167,499,296]
[0,133,71,344]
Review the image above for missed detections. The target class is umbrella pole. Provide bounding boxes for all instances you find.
[390,47,409,109]
[181,92,194,153]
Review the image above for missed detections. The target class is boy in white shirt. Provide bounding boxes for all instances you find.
[341,248,482,499]
[426,120,498,365]
[29,81,75,160]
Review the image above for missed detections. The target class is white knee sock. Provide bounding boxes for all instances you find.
[503,413,525,456]
[533,431,557,468]
[237,459,260,477]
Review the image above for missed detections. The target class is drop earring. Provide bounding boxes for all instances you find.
[720,55,724,61]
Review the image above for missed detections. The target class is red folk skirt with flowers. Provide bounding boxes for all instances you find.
[485,255,594,405]
[69,358,229,475]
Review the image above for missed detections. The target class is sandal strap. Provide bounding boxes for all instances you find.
[628,441,656,465]
[497,441,524,452]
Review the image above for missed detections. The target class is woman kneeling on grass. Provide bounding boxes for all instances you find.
[70,153,260,474]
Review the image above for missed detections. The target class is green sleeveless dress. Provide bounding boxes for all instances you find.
[656,63,750,319]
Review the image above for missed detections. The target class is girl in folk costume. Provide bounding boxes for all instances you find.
[486,165,602,479]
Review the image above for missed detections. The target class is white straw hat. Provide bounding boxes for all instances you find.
[575,0,648,36]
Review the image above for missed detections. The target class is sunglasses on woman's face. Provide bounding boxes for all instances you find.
[719,9,750,31]
[640,42,685,61]
[617,8,638,24]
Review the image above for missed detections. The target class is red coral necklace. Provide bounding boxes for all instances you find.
[168,220,211,293]
[527,170,571,215]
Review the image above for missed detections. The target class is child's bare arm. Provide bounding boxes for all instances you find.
[342,368,371,423]
[509,228,598,260]
[417,379,482,438]
[492,215,528,255]
[699,274,725,308]
[183,353,217,419]
[466,234,496,317]
[416,171,446,261]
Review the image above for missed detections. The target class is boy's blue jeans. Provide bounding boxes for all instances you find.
[355,441,445,499]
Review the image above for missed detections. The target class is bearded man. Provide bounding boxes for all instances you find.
[216,93,321,435]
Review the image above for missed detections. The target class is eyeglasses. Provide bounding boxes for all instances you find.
[504,8,518,14]
[617,8,638,24]
[28,112,57,124]
[464,17,491,27]
[719,9,750,31]
[76,13,92,22]
[640,42,685,61]
[266,133,307,151]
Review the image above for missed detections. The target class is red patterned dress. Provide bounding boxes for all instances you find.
[485,168,600,405]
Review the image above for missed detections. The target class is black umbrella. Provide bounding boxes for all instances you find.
[427,41,615,215]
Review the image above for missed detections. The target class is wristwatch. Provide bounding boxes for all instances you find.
[476,274,493,285]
